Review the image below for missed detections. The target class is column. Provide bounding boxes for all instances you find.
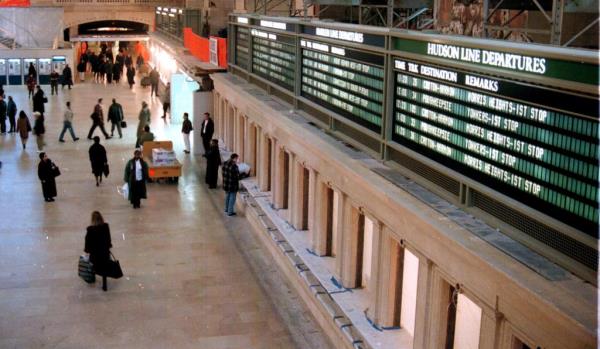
[312,176,331,256]
[340,202,364,289]
[246,122,257,173]
[420,267,453,349]
[412,251,433,348]
[478,307,499,349]
[367,221,385,322]
[290,158,303,229]
[334,189,347,281]
[257,129,270,191]
[271,139,281,205]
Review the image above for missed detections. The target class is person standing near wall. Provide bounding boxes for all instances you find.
[62,64,73,90]
[149,67,160,97]
[205,139,221,189]
[0,95,6,134]
[136,101,150,146]
[222,153,240,216]
[7,96,17,133]
[200,112,214,156]
[16,111,31,150]
[161,83,170,119]
[181,113,193,154]
[33,112,45,151]
[59,101,79,142]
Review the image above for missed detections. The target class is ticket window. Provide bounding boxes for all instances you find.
[52,56,67,75]
[0,59,6,85]
[38,59,52,85]
[8,59,22,85]
[23,59,37,84]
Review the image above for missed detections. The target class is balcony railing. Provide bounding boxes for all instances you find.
[50,0,184,5]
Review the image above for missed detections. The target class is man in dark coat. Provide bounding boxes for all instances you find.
[28,62,37,80]
[112,62,121,83]
[126,65,135,89]
[105,61,113,84]
[6,96,17,133]
[205,139,221,189]
[124,149,149,209]
[50,70,60,95]
[222,153,240,216]
[62,64,73,89]
[87,98,111,139]
[89,136,107,186]
[32,86,46,116]
[200,112,214,155]
[149,67,159,97]
[0,95,6,134]
[107,98,124,138]
[38,152,58,202]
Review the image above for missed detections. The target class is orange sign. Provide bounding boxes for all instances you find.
[0,0,30,6]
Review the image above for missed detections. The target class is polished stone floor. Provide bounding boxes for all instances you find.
[0,78,331,348]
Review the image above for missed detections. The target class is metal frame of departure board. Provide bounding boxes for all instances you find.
[227,14,600,279]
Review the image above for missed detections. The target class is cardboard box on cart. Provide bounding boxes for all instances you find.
[142,141,182,179]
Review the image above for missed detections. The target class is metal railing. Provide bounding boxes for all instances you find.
[51,0,184,5]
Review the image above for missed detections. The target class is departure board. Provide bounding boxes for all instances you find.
[235,26,249,69]
[392,58,599,234]
[300,39,385,132]
[251,29,296,91]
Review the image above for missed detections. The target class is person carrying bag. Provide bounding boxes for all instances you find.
[83,211,122,291]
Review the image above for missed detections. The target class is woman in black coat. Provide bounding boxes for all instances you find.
[88,136,107,186]
[37,152,58,202]
[126,65,135,89]
[112,62,121,83]
[205,139,221,189]
[32,86,46,116]
[84,211,112,291]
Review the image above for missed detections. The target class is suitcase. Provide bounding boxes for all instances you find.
[141,76,151,87]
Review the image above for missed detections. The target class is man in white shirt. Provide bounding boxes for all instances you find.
[124,149,148,209]
[59,101,80,142]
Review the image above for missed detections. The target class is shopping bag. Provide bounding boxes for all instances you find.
[118,183,129,200]
[103,163,110,177]
[78,255,95,283]
[52,164,61,177]
[120,121,127,128]
[106,253,123,279]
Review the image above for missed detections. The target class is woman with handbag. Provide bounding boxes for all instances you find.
[88,136,108,187]
[15,111,32,150]
[84,211,113,291]
[37,152,59,202]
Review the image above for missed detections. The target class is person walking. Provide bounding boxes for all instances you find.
[26,75,36,99]
[200,112,214,155]
[205,139,221,189]
[112,62,121,84]
[7,96,17,133]
[28,62,37,80]
[124,149,149,209]
[0,95,6,134]
[135,101,150,147]
[105,60,113,84]
[107,98,124,138]
[222,153,240,216]
[84,211,113,291]
[50,70,60,95]
[126,65,136,89]
[161,83,170,119]
[89,136,107,186]
[32,86,47,117]
[181,112,193,154]
[136,55,144,70]
[16,111,31,149]
[59,101,80,142]
[77,60,86,82]
[62,64,73,90]
[38,152,58,202]
[149,67,160,97]
[33,112,45,151]
[87,98,111,140]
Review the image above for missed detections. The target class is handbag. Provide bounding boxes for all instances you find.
[78,255,96,283]
[105,252,123,279]
[51,164,61,177]
[43,97,48,103]
[103,163,110,177]
[120,120,127,128]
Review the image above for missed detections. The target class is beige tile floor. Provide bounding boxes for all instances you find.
[0,78,322,348]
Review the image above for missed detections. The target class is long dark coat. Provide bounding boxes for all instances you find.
[126,67,135,85]
[89,143,107,177]
[32,90,46,113]
[38,159,57,198]
[205,145,221,187]
[123,158,148,202]
[84,223,112,276]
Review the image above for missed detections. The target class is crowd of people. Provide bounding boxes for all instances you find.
[1,42,244,292]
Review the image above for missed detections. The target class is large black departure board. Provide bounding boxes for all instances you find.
[235,26,249,69]
[392,58,599,234]
[251,29,296,91]
[300,39,385,132]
